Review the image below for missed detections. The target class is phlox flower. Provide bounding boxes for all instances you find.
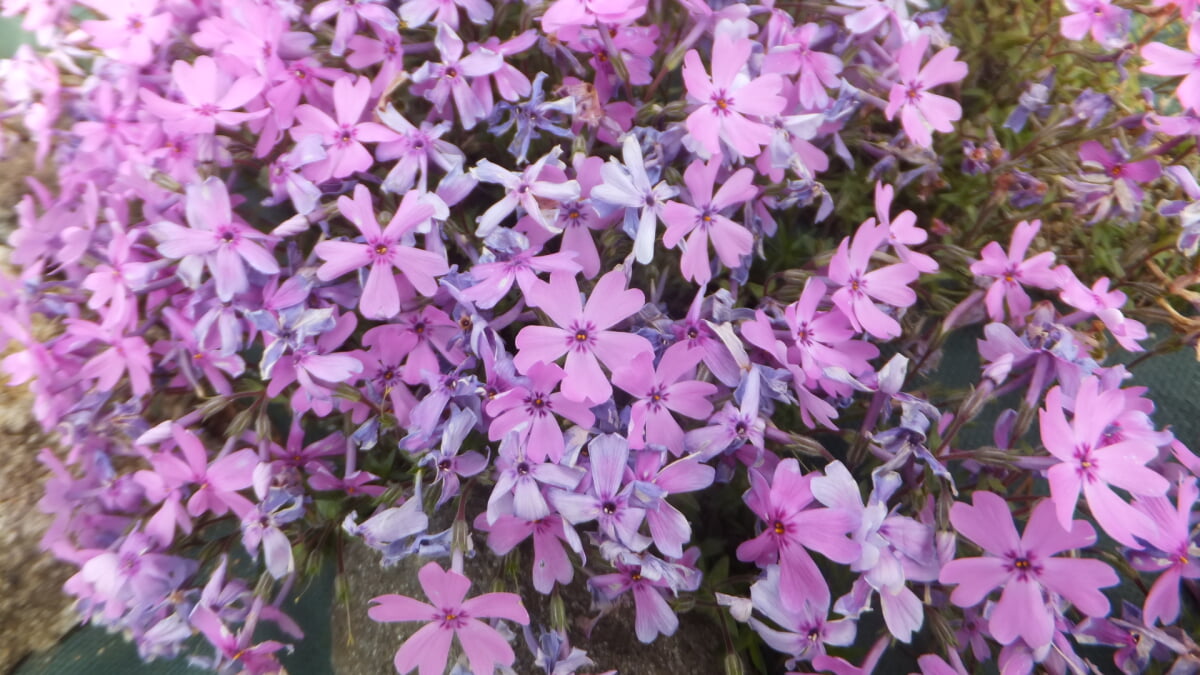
[63,319,153,397]
[139,56,267,136]
[1056,269,1148,351]
[552,154,617,279]
[147,425,258,519]
[549,434,653,551]
[686,367,767,459]
[873,182,937,273]
[265,310,364,417]
[376,105,464,194]
[590,557,685,643]
[291,75,395,181]
[884,34,967,148]
[747,565,856,664]
[629,450,715,558]
[264,134,326,216]
[486,430,585,523]
[513,269,652,404]
[736,458,860,608]
[472,31,539,102]
[1040,377,1169,548]
[308,0,397,57]
[313,185,448,319]
[489,71,576,163]
[472,148,580,237]
[969,219,1058,323]
[1060,0,1130,46]
[763,23,843,110]
[399,0,492,29]
[939,492,1118,650]
[463,245,582,310]
[828,219,919,340]
[410,24,503,129]
[540,0,646,34]
[1130,479,1200,625]
[1141,21,1200,113]
[612,343,717,455]
[486,361,595,463]
[682,32,786,159]
[81,222,153,330]
[347,25,406,98]
[80,0,172,66]
[421,408,487,506]
[1076,139,1162,219]
[481,512,582,593]
[149,177,280,303]
[661,159,757,284]
[590,135,678,265]
[368,562,529,675]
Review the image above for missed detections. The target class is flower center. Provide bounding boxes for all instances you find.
[516,462,530,475]
[375,244,389,256]
[773,520,786,535]
[602,501,617,515]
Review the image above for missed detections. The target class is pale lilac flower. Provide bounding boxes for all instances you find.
[368,561,530,675]
[1060,0,1130,46]
[487,431,585,524]
[590,135,679,265]
[376,105,464,194]
[630,450,715,558]
[682,32,786,159]
[1056,269,1148,351]
[884,34,967,148]
[308,0,397,57]
[421,408,488,506]
[399,0,493,29]
[472,149,580,236]
[763,23,843,110]
[1040,377,1169,548]
[747,565,856,663]
[939,492,1118,650]
[590,558,682,643]
[462,246,582,310]
[80,0,172,65]
[549,434,653,551]
[410,24,503,129]
[482,513,582,593]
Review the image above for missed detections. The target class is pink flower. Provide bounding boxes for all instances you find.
[939,492,1118,649]
[471,149,580,236]
[968,219,1058,322]
[486,361,595,463]
[399,0,493,29]
[873,182,937,273]
[763,23,843,110]
[80,0,172,65]
[1060,0,1130,46]
[828,219,919,340]
[1040,377,1169,548]
[139,56,267,136]
[308,0,397,57]
[661,159,757,284]
[410,24,503,129]
[513,269,652,404]
[682,33,786,159]
[368,561,530,675]
[1056,269,1148,351]
[1141,21,1200,113]
[612,343,716,455]
[736,458,860,608]
[313,185,448,319]
[481,513,582,593]
[1131,479,1200,625]
[291,76,395,181]
[884,34,967,148]
[149,177,280,303]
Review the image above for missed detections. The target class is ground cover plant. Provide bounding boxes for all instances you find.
[2,0,1200,673]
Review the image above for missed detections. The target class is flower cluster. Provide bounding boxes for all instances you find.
[1,0,1200,674]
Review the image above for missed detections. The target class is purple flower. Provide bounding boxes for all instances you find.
[939,492,1118,649]
[410,24,503,129]
[482,513,582,593]
[612,342,716,455]
[308,0,397,57]
[590,134,679,265]
[314,185,448,318]
[421,407,488,506]
[139,56,267,136]
[1131,479,1200,625]
[747,565,856,663]
[368,561,530,675]
[471,148,580,236]
[1060,0,1130,46]
[549,433,653,551]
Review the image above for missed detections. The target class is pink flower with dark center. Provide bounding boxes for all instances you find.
[149,177,280,303]
[513,269,652,404]
[313,185,448,319]
[1040,377,1169,548]
[486,361,594,463]
[291,75,395,181]
[368,561,530,675]
[682,32,786,159]
[884,34,967,148]
[828,219,919,340]
[612,343,716,455]
[661,158,757,284]
[139,56,267,136]
[939,492,1118,650]
[969,219,1058,322]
